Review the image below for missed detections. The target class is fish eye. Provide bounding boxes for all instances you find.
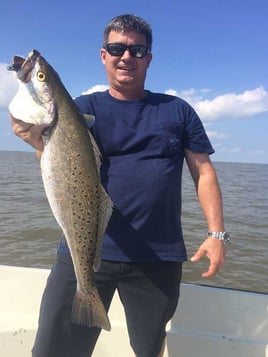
[37,71,46,82]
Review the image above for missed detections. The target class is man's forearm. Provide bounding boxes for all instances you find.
[196,166,225,232]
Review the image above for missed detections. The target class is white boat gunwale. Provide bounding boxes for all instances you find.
[0,265,267,356]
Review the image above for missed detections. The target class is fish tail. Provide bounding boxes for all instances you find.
[71,288,111,331]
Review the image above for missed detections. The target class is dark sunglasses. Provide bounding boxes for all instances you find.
[104,43,149,58]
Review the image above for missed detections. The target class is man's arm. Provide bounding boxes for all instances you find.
[184,148,226,278]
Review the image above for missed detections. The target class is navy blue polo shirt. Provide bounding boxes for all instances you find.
[59,90,214,262]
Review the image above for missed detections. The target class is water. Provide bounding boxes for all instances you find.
[0,151,267,293]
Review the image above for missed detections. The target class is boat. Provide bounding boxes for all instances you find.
[0,265,267,357]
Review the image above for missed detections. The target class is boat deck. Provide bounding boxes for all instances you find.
[0,265,267,356]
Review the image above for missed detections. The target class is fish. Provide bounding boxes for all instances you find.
[8,49,113,331]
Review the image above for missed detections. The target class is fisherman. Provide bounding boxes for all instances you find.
[10,14,228,357]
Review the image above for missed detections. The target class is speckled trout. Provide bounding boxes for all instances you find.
[8,50,112,330]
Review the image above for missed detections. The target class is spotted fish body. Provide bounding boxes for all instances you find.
[8,50,112,330]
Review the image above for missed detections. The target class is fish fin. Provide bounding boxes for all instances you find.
[93,185,113,272]
[88,131,104,175]
[87,129,113,272]
[83,114,95,127]
[93,248,101,272]
[72,288,111,331]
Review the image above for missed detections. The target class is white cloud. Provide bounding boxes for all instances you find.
[229,147,242,153]
[248,149,264,155]
[217,146,242,153]
[82,84,109,95]
[0,63,18,111]
[206,130,229,139]
[165,86,268,122]
[166,88,211,104]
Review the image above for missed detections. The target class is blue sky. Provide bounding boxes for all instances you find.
[0,0,267,163]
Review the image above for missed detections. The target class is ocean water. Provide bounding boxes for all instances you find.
[0,151,267,293]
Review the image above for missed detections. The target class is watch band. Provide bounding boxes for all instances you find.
[207,231,230,244]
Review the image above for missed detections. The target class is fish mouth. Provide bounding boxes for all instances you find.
[8,49,40,82]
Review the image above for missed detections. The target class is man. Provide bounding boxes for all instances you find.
[11,14,227,357]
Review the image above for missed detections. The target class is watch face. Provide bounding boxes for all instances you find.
[223,232,230,242]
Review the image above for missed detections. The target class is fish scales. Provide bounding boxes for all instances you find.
[8,49,113,330]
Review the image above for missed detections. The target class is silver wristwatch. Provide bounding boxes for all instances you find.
[207,231,230,244]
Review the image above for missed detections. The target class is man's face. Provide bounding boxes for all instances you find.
[100,30,152,98]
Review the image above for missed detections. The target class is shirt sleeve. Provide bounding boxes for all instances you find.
[182,102,215,155]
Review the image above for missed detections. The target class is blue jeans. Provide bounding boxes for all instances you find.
[32,252,182,357]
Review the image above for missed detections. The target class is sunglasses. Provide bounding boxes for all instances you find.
[104,43,149,58]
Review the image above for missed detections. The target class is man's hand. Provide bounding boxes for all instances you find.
[10,115,45,152]
[190,236,226,278]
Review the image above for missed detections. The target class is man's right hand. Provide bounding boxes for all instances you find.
[10,115,45,153]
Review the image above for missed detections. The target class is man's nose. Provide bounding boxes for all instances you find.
[120,48,132,60]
